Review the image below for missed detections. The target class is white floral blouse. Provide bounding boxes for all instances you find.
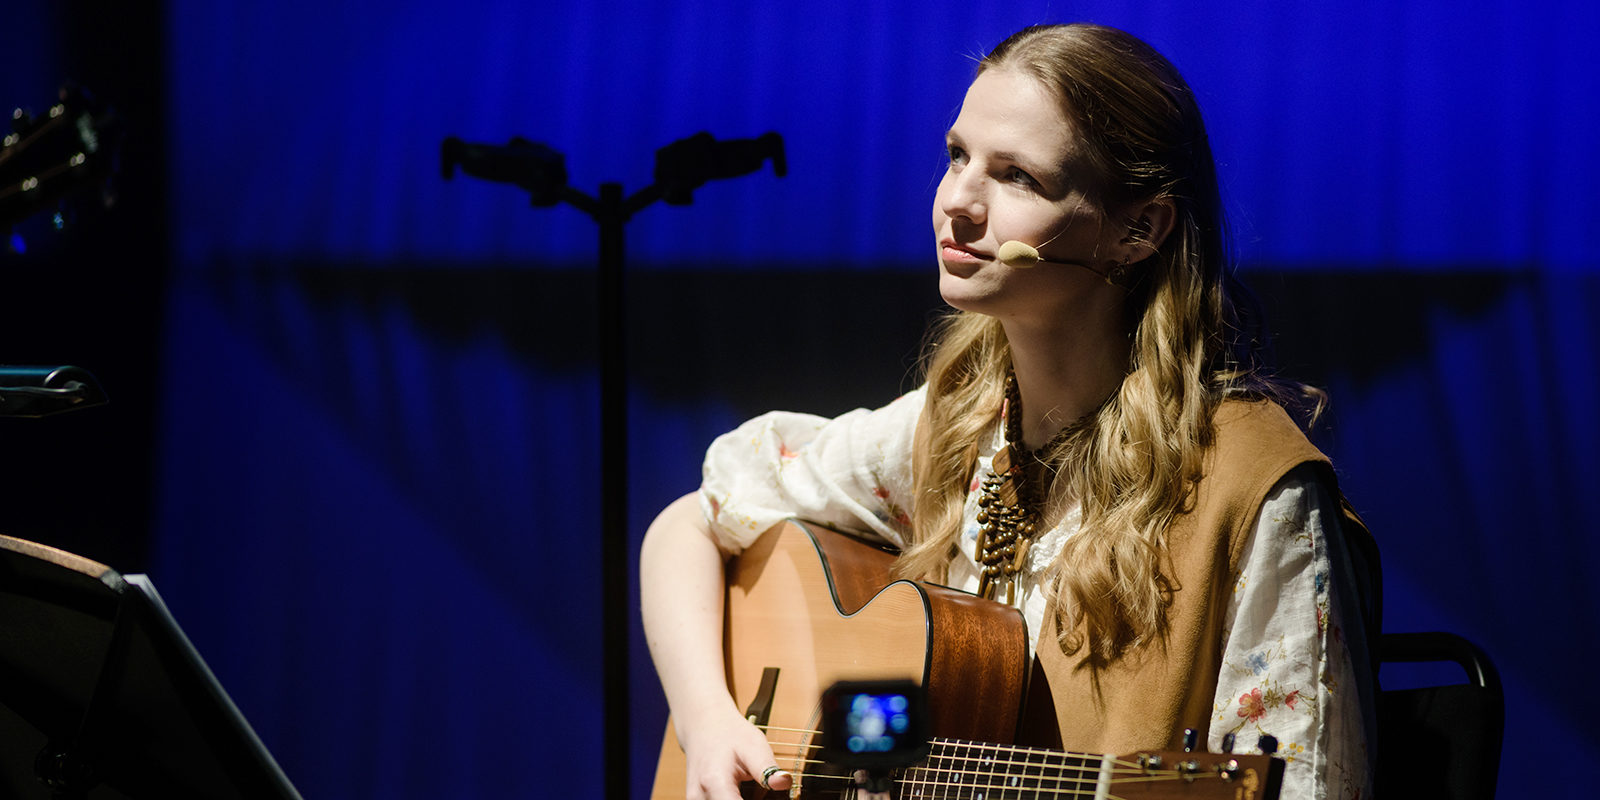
[700,386,1371,800]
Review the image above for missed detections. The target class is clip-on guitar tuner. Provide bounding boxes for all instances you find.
[818,679,930,800]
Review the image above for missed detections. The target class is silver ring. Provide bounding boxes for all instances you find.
[759,765,783,789]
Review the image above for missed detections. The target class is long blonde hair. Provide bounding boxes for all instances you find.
[897,24,1321,663]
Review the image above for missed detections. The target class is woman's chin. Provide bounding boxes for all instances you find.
[937,280,995,315]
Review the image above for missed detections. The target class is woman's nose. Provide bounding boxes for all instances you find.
[939,169,987,225]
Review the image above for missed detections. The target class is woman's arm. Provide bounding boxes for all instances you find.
[643,392,923,798]
[1210,470,1372,800]
[640,493,791,800]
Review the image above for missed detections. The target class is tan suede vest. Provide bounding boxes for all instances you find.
[1021,399,1340,753]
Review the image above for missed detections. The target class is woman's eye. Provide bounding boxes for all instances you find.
[1005,167,1038,187]
[946,145,967,166]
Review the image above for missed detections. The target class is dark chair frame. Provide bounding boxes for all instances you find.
[1375,631,1505,800]
[1339,500,1505,799]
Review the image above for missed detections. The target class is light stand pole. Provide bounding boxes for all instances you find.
[443,131,785,800]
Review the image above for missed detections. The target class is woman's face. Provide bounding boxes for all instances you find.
[933,68,1122,324]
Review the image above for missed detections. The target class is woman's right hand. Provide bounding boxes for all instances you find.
[676,705,792,800]
[642,494,793,799]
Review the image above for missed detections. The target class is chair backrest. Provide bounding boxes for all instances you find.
[1376,631,1505,800]
[1331,493,1504,798]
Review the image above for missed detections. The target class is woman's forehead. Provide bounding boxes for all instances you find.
[949,69,1079,167]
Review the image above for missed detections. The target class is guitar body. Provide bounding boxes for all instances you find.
[650,520,1029,799]
[650,520,1283,800]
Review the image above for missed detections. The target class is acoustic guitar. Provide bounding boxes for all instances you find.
[650,520,1284,800]
[1,85,118,234]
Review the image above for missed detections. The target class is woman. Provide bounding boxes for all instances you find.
[642,23,1373,800]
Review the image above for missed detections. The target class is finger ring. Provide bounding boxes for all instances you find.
[759,765,783,789]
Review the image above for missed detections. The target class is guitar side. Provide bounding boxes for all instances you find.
[650,521,1028,800]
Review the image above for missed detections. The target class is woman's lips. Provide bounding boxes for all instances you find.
[940,240,990,262]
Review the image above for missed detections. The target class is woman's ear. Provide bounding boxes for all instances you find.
[1119,197,1176,264]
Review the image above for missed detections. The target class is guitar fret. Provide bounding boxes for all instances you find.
[1019,744,1045,798]
[1042,746,1066,798]
[913,738,1114,799]
[955,739,973,799]
[974,743,1001,799]
[981,741,1001,800]
[982,742,1008,800]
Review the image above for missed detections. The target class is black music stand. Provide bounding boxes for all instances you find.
[0,534,301,799]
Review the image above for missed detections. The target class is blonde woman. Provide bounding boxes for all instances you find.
[643,23,1373,800]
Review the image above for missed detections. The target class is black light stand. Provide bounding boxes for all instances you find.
[443,131,784,800]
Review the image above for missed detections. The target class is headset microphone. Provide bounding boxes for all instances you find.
[996,240,1108,277]
[997,240,1044,268]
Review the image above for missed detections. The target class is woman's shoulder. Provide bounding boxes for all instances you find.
[1205,396,1330,493]
[1212,395,1306,435]
[1177,397,1337,556]
[1213,397,1321,450]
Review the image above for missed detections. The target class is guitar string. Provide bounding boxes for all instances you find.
[759,724,1162,773]
[785,771,1106,800]
[762,738,1106,780]
[763,753,1231,800]
[764,740,1189,780]
[900,743,1103,800]
[760,752,1105,796]
[759,761,1230,795]
[764,760,1218,786]
[759,735,1216,798]
[759,761,1226,800]
[0,158,89,202]
[777,768,1190,800]
[763,747,1214,783]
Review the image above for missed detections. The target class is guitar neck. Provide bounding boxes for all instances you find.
[895,737,1279,800]
[903,738,1110,799]
[0,88,118,232]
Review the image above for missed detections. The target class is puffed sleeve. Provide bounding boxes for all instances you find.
[1210,466,1374,800]
[698,387,924,554]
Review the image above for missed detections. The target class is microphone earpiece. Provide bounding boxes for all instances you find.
[997,240,1041,268]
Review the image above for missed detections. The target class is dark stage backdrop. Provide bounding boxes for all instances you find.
[4,1,1597,798]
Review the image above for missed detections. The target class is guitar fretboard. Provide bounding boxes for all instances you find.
[899,737,1109,800]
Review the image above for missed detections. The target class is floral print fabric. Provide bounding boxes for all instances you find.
[1216,474,1372,800]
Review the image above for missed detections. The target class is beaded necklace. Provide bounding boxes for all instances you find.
[973,373,1084,604]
